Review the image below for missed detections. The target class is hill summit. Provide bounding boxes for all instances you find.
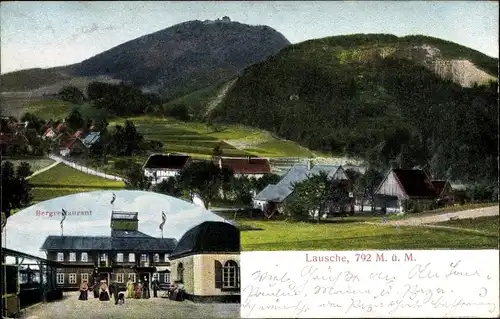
[0,18,291,99]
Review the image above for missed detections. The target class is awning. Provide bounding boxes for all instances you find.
[155,266,171,273]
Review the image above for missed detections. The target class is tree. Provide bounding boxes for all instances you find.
[1,161,32,219]
[153,177,183,198]
[231,176,253,205]
[124,163,151,190]
[21,112,45,134]
[59,86,84,104]
[212,144,223,160]
[16,162,32,179]
[287,172,350,222]
[66,108,84,131]
[177,161,232,209]
[251,173,281,193]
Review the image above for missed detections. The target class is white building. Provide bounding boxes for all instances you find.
[143,153,191,183]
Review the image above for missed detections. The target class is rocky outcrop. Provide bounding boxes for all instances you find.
[394,44,497,87]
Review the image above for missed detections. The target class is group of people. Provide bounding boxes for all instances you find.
[79,276,164,303]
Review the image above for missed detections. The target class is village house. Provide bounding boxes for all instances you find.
[253,161,352,217]
[374,168,438,213]
[169,221,240,302]
[142,153,191,183]
[218,157,271,179]
[432,179,454,206]
[40,211,177,291]
[81,131,101,148]
[59,137,87,157]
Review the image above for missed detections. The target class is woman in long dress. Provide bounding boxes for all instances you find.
[99,282,110,301]
[134,281,142,299]
[126,279,134,298]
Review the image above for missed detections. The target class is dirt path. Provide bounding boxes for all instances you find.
[388,206,499,227]
[26,160,61,180]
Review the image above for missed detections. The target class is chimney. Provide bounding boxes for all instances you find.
[307,159,313,170]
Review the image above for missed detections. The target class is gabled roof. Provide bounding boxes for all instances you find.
[143,153,190,170]
[43,127,56,136]
[61,137,80,149]
[81,132,100,147]
[254,164,347,203]
[56,123,66,131]
[431,180,451,196]
[73,129,85,138]
[220,157,271,174]
[389,169,437,198]
[169,221,239,259]
[40,235,178,252]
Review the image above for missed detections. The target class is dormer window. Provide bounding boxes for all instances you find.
[153,254,160,263]
[81,252,88,262]
[117,253,124,262]
[69,252,76,262]
[57,252,64,262]
[164,254,169,263]
[129,253,135,262]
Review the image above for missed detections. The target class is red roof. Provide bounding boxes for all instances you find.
[61,137,78,149]
[74,129,84,138]
[220,157,271,174]
[56,123,66,131]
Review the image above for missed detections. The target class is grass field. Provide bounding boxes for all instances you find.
[18,99,107,120]
[30,187,102,202]
[110,116,315,159]
[435,215,499,234]
[2,158,55,172]
[239,219,499,250]
[29,163,124,189]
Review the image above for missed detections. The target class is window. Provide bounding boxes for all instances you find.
[153,273,159,280]
[128,253,135,262]
[222,260,239,289]
[153,254,160,263]
[116,273,124,283]
[177,263,184,282]
[128,273,136,283]
[116,253,124,262]
[215,260,223,289]
[69,252,76,262]
[164,272,171,283]
[140,254,148,262]
[164,254,169,262]
[81,273,88,283]
[57,253,64,262]
[69,273,77,284]
[56,273,64,284]
[100,253,107,262]
[81,252,88,262]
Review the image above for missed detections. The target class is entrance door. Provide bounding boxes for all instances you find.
[99,273,109,284]
[139,273,150,289]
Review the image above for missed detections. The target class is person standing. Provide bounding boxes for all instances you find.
[126,278,134,298]
[109,281,119,305]
[152,278,160,298]
[142,276,150,299]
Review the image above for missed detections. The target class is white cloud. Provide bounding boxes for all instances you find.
[3,190,226,258]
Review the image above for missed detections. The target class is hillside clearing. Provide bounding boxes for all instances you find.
[29,163,125,188]
[110,116,315,159]
[2,158,55,172]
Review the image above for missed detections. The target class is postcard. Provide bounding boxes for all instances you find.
[1,1,498,319]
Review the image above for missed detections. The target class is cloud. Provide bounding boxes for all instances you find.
[3,190,226,258]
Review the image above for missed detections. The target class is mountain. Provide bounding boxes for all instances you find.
[0,18,291,101]
[210,34,498,184]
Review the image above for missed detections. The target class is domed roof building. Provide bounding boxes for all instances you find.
[169,221,240,302]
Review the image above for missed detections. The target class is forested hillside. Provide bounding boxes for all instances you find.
[211,34,498,184]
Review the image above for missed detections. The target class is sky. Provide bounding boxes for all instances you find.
[3,190,229,259]
[0,1,498,74]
